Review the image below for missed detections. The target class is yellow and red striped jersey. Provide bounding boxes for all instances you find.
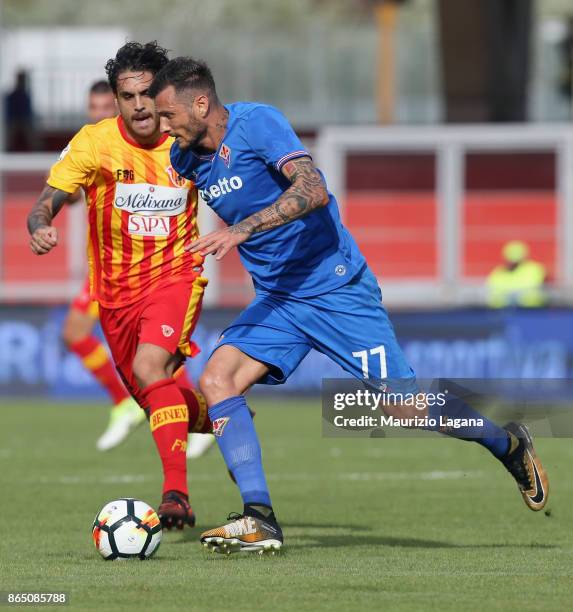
[48,116,202,308]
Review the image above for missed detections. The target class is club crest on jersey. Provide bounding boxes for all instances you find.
[212,417,230,437]
[161,324,175,338]
[166,165,187,187]
[219,143,231,168]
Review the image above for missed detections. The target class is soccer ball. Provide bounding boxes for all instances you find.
[92,498,162,560]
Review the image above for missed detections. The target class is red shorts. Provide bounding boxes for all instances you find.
[70,277,99,319]
[98,275,208,406]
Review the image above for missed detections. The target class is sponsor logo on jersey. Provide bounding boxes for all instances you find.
[199,176,243,203]
[219,142,231,168]
[114,182,188,215]
[166,165,187,187]
[128,214,171,236]
[161,324,175,337]
[150,405,188,432]
[212,416,230,437]
[115,168,135,182]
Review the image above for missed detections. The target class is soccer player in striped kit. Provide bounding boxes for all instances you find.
[62,79,201,453]
[61,79,145,452]
[27,42,211,530]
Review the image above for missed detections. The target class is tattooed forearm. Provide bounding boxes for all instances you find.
[27,185,70,235]
[229,157,328,235]
[230,193,311,235]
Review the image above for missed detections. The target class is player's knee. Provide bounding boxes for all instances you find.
[132,352,168,389]
[61,323,74,347]
[62,310,94,347]
[199,369,237,405]
[61,318,84,347]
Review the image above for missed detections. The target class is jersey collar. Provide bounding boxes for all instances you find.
[117,115,169,150]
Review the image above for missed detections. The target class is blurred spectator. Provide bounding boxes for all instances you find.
[4,69,36,151]
[558,16,573,104]
[87,80,116,123]
[486,240,547,308]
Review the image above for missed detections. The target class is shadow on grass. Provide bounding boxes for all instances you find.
[166,523,558,552]
[164,526,203,544]
[281,522,372,531]
[169,522,372,545]
[294,534,558,550]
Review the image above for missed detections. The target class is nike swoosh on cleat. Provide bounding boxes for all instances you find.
[526,451,545,505]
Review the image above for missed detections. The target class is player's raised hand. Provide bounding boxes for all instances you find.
[30,226,58,255]
[186,226,251,261]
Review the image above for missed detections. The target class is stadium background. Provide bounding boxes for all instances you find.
[2,0,573,397]
[2,2,573,610]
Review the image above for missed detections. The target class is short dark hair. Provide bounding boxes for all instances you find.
[89,80,112,95]
[149,57,217,99]
[105,41,170,93]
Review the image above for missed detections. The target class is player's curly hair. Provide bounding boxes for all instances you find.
[105,41,170,93]
[148,56,218,100]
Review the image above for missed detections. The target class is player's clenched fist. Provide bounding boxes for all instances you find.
[30,226,58,255]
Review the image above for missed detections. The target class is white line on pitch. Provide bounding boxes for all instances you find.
[339,470,483,481]
[30,470,482,486]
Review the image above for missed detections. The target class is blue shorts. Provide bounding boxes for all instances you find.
[215,266,416,387]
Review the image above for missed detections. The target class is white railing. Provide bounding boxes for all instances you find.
[4,124,573,307]
[0,153,219,304]
[315,123,573,306]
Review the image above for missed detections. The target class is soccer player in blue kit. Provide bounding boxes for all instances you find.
[149,58,549,554]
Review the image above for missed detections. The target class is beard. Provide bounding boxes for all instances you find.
[178,124,209,152]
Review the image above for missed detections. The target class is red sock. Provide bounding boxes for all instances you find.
[177,386,212,434]
[173,366,195,390]
[143,378,190,496]
[69,336,129,405]
[172,365,211,433]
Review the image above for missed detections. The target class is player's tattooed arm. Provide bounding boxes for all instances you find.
[230,157,329,235]
[187,156,329,260]
[27,184,72,255]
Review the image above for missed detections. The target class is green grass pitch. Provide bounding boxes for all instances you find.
[1,398,572,611]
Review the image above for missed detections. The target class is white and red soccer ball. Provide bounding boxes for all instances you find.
[92,498,162,560]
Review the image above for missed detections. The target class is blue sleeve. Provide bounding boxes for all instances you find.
[245,106,310,172]
[170,142,192,178]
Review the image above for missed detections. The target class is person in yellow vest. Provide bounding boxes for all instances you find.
[487,241,547,308]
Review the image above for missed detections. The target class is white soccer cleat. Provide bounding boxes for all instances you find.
[186,432,216,459]
[200,512,283,554]
[96,397,146,452]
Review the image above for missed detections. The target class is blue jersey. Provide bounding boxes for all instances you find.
[170,102,365,297]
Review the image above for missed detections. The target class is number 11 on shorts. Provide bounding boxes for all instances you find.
[352,345,387,379]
